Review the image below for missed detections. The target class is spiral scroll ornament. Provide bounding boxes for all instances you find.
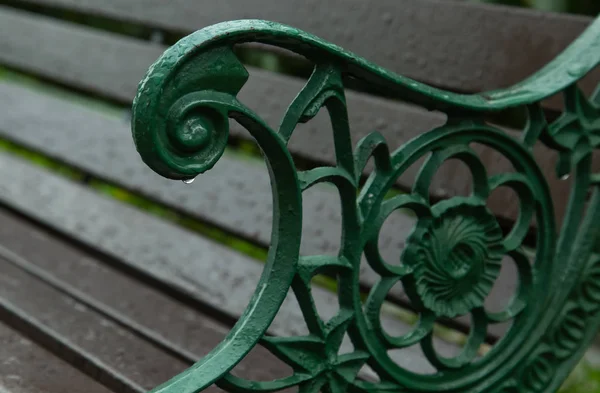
[132,40,304,393]
[132,46,251,181]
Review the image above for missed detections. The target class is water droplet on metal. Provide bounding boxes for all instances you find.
[567,63,586,77]
[183,178,195,184]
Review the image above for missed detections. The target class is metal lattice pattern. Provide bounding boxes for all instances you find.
[131,18,600,393]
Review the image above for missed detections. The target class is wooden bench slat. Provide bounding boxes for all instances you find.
[11,0,598,96]
[0,299,146,393]
[0,81,518,338]
[0,321,115,393]
[0,7,587,224]
[0,255,190,391]
[0,207,289,383]
[0,5,163,101]
[0,151,460,374]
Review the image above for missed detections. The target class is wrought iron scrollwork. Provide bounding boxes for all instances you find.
[132,18,600,393]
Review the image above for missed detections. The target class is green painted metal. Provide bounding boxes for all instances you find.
[132,17,600,393]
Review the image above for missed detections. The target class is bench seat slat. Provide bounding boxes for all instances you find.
[0,254,190,391]
[0,207,288,382]
[11,0,598,97]
[0,320,115,393]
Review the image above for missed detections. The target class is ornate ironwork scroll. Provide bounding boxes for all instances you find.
[132,18,600,393]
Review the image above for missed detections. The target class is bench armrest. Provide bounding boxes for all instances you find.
[132,18,600,393]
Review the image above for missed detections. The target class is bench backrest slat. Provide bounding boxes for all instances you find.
[14,0,599,110]
[0,5,593,227]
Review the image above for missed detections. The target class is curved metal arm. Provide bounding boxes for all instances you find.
[132,18,600,393]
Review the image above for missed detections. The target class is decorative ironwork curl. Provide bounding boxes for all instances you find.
[132,18,600,393]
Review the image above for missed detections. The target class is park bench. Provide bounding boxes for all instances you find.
[0,0,599,392]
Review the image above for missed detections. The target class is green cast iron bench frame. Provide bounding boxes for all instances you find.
[130,14,600,393]
[0,1,598,392]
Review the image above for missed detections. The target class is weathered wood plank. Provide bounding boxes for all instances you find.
[0,298,146,393]
[0,151,459,374]
[0,320,115,393]
[0,81,520,335]
[0,8,587,224]
[11,0,598,95]
[0,207,291,383]
[0,5,162,101]
[0,256,192,391]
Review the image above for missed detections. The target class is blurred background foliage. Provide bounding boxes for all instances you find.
[471,0,599,15]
